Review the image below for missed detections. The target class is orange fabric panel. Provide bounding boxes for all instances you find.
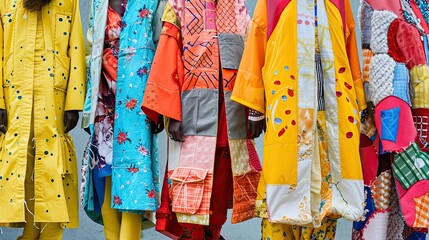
[362,49,373,83]
[345,0,366,111]
[231,0,268,114]
[141,22,184,122]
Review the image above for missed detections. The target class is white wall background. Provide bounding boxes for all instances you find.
[2,0,361,239]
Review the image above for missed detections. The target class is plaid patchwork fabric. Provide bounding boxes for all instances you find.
[393,143,429,189]
[413,192,429,228]
[231,172,261,224]
[413,108,429,151]
[170,167,213,215]
[393,64,411,105]
[414,114,429,140]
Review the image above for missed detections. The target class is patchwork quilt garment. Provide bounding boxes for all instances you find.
[142,0,261,227]
[232,0,365,229]
[81,0,164,226]
[354,0,429,238]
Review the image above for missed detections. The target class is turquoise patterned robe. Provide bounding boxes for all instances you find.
[81,0,166,224]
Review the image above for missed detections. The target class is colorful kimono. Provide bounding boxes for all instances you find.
[232,0,365,238]
[81,0,163,225]
[0,0,86,227]
[141,0,261,236]
[353,0,429,238]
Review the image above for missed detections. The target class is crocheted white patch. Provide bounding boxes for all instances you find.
[369,54,396,106]
[370,11,398,54]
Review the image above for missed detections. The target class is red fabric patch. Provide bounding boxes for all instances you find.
[360,134,379,185]
[391,20,426,69]
[388,20,405,63]
[267,0,291,40]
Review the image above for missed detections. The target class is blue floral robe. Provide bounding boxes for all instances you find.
[81,0,165,225]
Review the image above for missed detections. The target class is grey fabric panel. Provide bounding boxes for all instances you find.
[225,91,247,139]
[181,89,218,136]
[218,33,245,70]
[360,2,373,47]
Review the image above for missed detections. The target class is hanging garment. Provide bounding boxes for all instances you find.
[81,0,165,226]
[142,0,261,229]
[354,0,429,238]
[0,0,86,227]
[232,0,365,228]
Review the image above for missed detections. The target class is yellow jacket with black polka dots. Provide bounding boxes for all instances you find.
[0,0,86,228]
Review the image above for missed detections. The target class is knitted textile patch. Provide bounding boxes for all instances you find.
[371,10,398,54]
[369,54,395,106]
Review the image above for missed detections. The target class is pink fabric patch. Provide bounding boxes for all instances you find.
[374,96,417,153]
[266,0,291,40]
[395,179,429,228]
[246,139,262,172]
[360,134,379,185]
[329,0,346,36]
[178,136,217,171]
[365,0,404,19]
[205,2,217,30]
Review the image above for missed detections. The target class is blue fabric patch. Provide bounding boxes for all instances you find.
[380,107,400,142]
[424,35,429,64]
[353,186,375,231]
[407,231,427,240]
[393,64,411,105]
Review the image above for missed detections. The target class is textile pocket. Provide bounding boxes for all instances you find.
[170,167,208,214]
[54,54,71,92]
[58,135,76,177]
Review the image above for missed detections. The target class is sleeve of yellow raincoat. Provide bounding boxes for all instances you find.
[0,10,5,110]
[141,3,184,123]
[345,0,366,111]
[230,0,267,114]
[65,0,86,111]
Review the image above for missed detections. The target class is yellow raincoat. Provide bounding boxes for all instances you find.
[0,0,85,227]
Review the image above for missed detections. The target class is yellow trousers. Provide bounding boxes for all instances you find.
[19,130,63,240]
[102,177,142,240]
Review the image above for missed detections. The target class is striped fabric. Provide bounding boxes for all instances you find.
[363,49,373,82]
[393,142,429,189]
[316,54,325,111]
[410,65,429,108]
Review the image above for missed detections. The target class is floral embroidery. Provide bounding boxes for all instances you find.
[137,144,149,155]
[125,97,138,110]
[139,6,151,19]
[127,164,139,173]
[117,130,131,144]
[147,189,155,198]
[113,195,122,206]
[137,66,148,77]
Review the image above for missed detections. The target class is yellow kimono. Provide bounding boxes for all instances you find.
[0,0,86,227]
[232,0,365,237]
